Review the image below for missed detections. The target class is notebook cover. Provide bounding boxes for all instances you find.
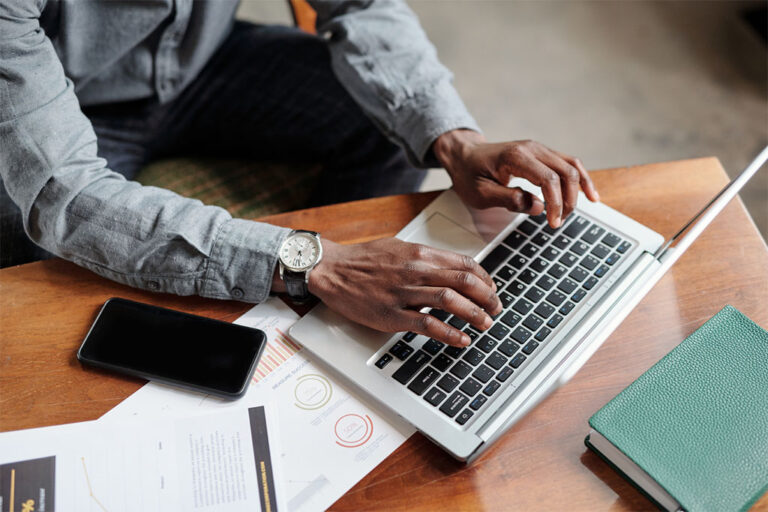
[588,305,768,512]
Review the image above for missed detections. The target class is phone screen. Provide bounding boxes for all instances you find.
[77,298,266,398]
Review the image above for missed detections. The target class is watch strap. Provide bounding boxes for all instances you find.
[282,268,310,301]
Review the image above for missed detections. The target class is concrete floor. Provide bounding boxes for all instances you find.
[237,0,768,240]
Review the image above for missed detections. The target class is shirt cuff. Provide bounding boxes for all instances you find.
[201,218,291,302]
[395,79,482,168]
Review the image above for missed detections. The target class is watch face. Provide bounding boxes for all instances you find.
[280,233,322,271]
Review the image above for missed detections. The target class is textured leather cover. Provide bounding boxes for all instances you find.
[589,305,768,512]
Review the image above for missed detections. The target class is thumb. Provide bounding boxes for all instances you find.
[480,183,545,214]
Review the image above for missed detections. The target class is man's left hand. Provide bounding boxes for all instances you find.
[432,130,600,228]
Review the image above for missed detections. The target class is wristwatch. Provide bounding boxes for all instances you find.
[278,230,323,303]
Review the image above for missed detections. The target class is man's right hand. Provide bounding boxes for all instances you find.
[306,238,502,347]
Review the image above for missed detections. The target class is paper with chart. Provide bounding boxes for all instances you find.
[103,298,415,512]
[0,405,281,512]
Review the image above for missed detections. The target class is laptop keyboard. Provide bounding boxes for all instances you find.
[375,212,633,427]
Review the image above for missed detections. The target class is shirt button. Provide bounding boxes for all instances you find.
[147,280,160,291]
[231,287,244,299]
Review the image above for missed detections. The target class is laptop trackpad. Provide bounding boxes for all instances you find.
[402,212,485,257]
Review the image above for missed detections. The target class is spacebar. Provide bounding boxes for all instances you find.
[392,350,430,384]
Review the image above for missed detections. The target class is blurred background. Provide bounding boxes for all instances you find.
[238,0,768,240]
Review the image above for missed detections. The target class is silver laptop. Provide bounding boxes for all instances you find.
[290,149,767,463]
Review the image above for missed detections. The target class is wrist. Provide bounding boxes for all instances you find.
[307,238,340,298]
[432,129,485,171]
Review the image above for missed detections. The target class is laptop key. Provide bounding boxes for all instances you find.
[456,409,475,425]
[492,277,506,289]
[541,247,561,261]
[440,391,470,418]
[519,269,538,284]
[498,339,519,357]
[591,244,610,259]
[375,354,393,369]
[476,335,498,353]
[546,290,567,307]
[532,232,551,246]
[602,233,621,248]
[503,231,526,249]
[485,351,507,370]
[524,286,545,303]
[432,354,453,372]
[469,395,488,410]
[506,280,526,296]
[509,353,527,368]
[570,241,589,256]
[511,326,532,344]
[534,302,555,319]
[547,314,563,329]
[501,311,522,327]
[443,345,465,358]
[580,255,600,270]
[522,341,539,355]
[513,298,533,315]
[463,328,480,343]
[483,381,501,396]
[552,235,571,250]
[563,216,589,238]
[530,258,549,273]
[488,323,510,340]
[523,314,543,331]
[480,245,512,274]
[392,350,431,384]
[535,327,551,341]
[460,378,483,397]
[403,331,417,342]
[571,289,587,303]
[569,266,589,282]
[536,275,556,291]
[617,241,632,253]
[499,291,515,309]
[582,277,598,290]
[462,347,486,366]
[548,263,567,279]
[424,387,447,407]
[497,265,516,282]
[606,253,621,265]
[529,212,548,224]
[449,360,473,379]
[408,367,441,395]
[581,225,606,244]
[390,341,414,360]
[472,364,495,383]
[595,265,609,278]
[518,220,538,235]
[429,309,450,321]
[559,253,578,268]
[496,366,514,382]
[509,255,528,269]
[422,338,443,355]
[520,243,539,258]
[559,301,576,316]
[558,278,578,294]
[448,316,468,330]
[437,374,460,393]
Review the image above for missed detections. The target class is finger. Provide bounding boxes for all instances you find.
[400,310,470,347]
[536,150,580,220]
[503,152,565,228]
[556,151,600,202]
[412,244,496,290]
[405,287,494,332]
[417,269,502,315]
[475,182,545,216]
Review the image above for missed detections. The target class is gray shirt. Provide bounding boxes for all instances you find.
[0,0,479,302]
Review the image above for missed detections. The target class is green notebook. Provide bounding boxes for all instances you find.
[585,305,768,512]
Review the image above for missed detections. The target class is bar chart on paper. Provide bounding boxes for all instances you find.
[251,328,302,383]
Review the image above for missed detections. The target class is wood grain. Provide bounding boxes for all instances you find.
[1,158,766,511]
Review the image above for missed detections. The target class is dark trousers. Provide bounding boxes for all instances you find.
[0,22,424,267]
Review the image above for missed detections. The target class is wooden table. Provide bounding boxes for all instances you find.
[1,158,767,511]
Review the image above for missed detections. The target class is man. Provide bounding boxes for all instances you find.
[0,1,599,348]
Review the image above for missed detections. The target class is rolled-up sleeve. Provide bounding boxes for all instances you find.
[310,0,481,167]
[0,0,289,302]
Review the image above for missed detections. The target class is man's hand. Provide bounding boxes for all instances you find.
[433,130,600,228]
[303,238,503,347]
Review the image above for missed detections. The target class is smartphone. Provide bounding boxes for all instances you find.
[77,298,266,399]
